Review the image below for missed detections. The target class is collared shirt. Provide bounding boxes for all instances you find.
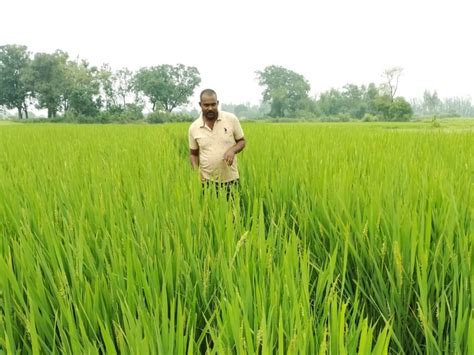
[188,110,244,182]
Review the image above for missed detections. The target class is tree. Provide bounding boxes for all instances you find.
[381,67,403,102]
[443,96,474,117]
[134,64,201,112]
[317,84,373,119]
[97,64,116,111]
[364,83,379,115]
[63,59,101,116]
[27,50,68,118]
[422,90,442,115]
[373,95,393,120]
[114,68,135,109]
[373,95,412,121]
[317,88,343,117]
[341,84,367,119]
[97,65,135,112]
[388,97,413,121]
[220,102,269,119]
[256,65,311,117]
[0,44,32,118]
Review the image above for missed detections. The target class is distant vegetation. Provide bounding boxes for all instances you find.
[410,90,474,117]
[1,44,473,122]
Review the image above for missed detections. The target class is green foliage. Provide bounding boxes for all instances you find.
[134,64,201,112]
[422,90,442,115]
[293,108,320,120]
[411,93,474,117]
[318,88,344,117]
[27,50,69,118]
[221,102,270,119]
[256,65,311,117]
[0,44,32,118]
[373,95,393,120]
[372,95,413,121]
[388,97,413,121]
[341,84,367,119]
[146,110,193,124]
[431,117,441,128]
[0,123,472,353]
[39,103,144,124]
[97,65,135,112]
[98,104,145,123]
[362,113,378,122]
[63,60,101,117]
[317,83,391,120]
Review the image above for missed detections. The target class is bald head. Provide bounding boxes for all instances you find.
[200,88,217,101]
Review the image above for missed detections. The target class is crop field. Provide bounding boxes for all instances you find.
[0,121,473,354]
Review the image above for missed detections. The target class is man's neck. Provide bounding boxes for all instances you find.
[203,113,219,130]
[205,117,217,130]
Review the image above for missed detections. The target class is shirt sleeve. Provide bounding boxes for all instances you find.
[188,126,198,150]
[232,115,244,140]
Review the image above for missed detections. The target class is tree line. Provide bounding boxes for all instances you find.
[410,90,474,117]
[256,66,472,121]
[0,44,200,122]
[1,44,473,122]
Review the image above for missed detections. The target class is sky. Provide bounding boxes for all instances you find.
[1,0,473,107]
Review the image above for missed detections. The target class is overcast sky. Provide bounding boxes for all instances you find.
[2,0,473,107]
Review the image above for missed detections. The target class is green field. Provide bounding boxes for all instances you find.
[0,121,473,354]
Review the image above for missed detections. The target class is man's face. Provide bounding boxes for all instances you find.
[200,94,219,120]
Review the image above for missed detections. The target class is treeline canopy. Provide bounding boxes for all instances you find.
[0,44,201,119]
[2,44,472,121]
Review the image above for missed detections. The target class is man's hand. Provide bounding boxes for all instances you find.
[224,149,236,166]
[223,138,245,166]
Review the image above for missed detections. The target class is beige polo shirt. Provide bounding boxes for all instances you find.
[188,110,244,182]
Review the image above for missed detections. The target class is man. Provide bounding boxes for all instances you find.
[188,89,246,193]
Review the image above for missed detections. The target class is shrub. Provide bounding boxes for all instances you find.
[146,111,194,124]
[362,113,378,122]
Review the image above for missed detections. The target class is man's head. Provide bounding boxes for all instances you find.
[199,89,219,120]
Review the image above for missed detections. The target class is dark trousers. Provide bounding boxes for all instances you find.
[202,179,240,200]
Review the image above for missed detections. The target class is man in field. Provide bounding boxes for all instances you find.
[188,89,246,194]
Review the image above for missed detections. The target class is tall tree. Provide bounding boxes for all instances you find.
[114,68,134,108]
[97,63,116,111]
[63,59,101,116]
[318,88,343,117]
[388,97,413,121]
[0,44,32,118]
[422,90,442,115]
[443,96,474,117]
[27,50,68,118]
[341,84,366,118]
[364,83,379,115]
[134,64,200,112]
[256,65,310,117]
[98,66,135,111]
[380,67,403,102]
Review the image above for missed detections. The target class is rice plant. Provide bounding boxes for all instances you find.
[0,122,472,354]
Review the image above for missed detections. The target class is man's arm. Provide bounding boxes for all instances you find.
[232,137,246,154]
[224,137,246,166]
[189,148,199,169]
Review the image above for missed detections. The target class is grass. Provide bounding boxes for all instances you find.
[0,121,472,353]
